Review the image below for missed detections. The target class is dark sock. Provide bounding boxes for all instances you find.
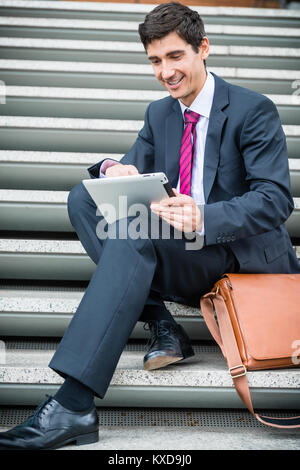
[54,376,94,412]
[141,305,177,324]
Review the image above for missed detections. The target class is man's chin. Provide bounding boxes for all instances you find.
[168,88,185,100]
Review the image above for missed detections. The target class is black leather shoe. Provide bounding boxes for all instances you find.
[143,320,195,371]
[0,395,99,450]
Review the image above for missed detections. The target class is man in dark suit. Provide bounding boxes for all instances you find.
[1,2,299,450]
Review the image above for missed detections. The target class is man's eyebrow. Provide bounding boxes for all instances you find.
[148,49,185,60]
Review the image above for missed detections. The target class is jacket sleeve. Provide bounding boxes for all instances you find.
[87,104,155,178]
[203,96,294,246]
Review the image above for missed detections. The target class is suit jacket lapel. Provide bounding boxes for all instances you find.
[203,73,229,202]
[165,99,184,188]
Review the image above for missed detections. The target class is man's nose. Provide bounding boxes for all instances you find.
[161,64,176,81]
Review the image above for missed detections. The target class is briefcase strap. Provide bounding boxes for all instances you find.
[200,292,300,429]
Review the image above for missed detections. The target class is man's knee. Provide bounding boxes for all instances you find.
[67,182,94,220]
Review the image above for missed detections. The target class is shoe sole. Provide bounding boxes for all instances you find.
[144,354,184,371]
[47,430,99,450]
[144,344,195,370]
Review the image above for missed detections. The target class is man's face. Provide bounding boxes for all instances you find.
[146,31,209,107]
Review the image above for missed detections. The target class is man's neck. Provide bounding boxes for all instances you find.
[179,71,208,108]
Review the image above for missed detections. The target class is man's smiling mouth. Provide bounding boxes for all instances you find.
[165,75,184,88]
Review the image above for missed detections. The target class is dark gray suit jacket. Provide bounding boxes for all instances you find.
[88,73,300,274]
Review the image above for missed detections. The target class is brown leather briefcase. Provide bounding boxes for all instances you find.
[200,273,300,428]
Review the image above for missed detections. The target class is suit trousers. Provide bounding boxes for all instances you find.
[49,182,239,398]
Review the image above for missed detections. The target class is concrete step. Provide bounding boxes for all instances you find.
[0,189,72,232]
[4,16,299,36]
[0,150,121,190]
[1,60,299,94]
[1,406,300,450]
[0,116,299,157]
[2,87,300,124]
[0,153,299,193]
[0,116,140,154]
[1,16,300,46]
[0,190,299,235]
[290,159,300,197]
[0,239,298,281]
[1,0,300,26]
[0,285,210,339]
[0,86,168,121]
[1,400,300,450]
[0,38,299,69]
[0,238,93,281]
[0,339,299,409]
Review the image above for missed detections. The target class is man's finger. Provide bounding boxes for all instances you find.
[158,211,185,222]
[128,169,138,175]
[157,212,183,230]
[159,212,195,232]
[152,197,191,209]
[151,205,195,217]
[160,212,195,232]
[151,205,183,213]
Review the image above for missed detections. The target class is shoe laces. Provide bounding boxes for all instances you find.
[27,394,54,425]
[143,321,172,350]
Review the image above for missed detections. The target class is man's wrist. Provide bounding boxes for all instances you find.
[196,204,205,235]
[99,159,120,177]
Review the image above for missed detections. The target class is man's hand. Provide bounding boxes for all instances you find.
[150,188,203,233]
[105,163,139,177]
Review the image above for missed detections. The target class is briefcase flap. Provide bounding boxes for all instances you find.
[224,274,300,361]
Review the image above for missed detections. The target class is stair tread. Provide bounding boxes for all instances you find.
[0,239,86,254]
[0,116,299,136]
[2,1,300,19]
[1,190,299,206]
[0,150,121,164]
[1,38,300,57]
[1,17,300,38]
[0,151,298,168]
[0,239,299,256]
[0,115,143,130]
[1,60,300,79]
[0,342,299,389]
[4,86,300,106]
[4,85,168,101]
[0,288,200,318]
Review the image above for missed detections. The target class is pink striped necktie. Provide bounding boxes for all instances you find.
[179,109,200,196]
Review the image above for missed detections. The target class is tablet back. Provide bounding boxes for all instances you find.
[82,172,173,223]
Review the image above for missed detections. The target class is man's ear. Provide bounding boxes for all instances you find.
[200,37,210,61]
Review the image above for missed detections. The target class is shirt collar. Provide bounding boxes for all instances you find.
[179,71,215,119]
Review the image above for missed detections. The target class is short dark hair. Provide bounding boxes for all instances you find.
[138,2,206,54]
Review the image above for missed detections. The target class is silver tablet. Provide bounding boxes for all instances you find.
[82,172,175,224]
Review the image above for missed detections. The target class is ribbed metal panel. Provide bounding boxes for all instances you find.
[0,406,298,429]
[1,338,218,353]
